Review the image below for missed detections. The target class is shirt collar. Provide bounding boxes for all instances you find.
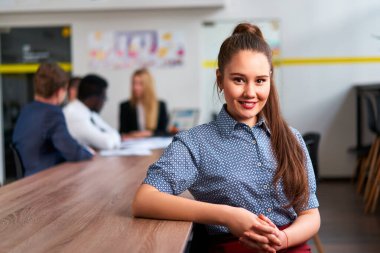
[216,104,271,137]
[72,99,91,115]
[256,116,271,135]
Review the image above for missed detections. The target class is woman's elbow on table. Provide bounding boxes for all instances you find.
[131,184,158,217]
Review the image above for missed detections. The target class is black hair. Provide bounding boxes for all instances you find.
[77,74,108,100]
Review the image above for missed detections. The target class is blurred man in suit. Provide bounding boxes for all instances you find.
[13,62,93,176]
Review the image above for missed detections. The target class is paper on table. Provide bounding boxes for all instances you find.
[99,147,152,157]
[100,137,172,157]
[120,137,173,150]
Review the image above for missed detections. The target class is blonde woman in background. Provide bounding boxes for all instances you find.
[119,68,169,139]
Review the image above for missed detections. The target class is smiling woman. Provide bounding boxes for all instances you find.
[132,22,320,253]
[216,51,271,127]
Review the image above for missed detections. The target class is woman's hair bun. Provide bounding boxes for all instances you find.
[232,23,264,39]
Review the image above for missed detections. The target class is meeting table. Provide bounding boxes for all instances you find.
[0,150,193,253]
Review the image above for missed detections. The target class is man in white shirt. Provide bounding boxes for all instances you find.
[64,74,121,150]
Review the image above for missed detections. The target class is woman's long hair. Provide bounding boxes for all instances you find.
[130,68,158,131]
[217,23,309,211]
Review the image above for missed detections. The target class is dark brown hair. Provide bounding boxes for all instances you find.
[217,23,309,211]
[69,76,82,89]
[34,62,68,98]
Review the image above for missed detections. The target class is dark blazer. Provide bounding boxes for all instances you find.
[119,100,169,135]
[12,101,93,176]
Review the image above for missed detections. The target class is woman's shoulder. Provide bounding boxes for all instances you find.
[120,100,132,108]
[172,123,217,155]
[157,100,167,107]
[289,126,305,143]
[289,126,301,135]
[175,121,218,141]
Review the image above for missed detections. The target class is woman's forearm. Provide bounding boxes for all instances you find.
[132,184,231,226]
[283,208,320,247]
[133,183,283,252]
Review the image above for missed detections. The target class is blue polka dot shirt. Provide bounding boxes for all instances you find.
[144,105,319,234]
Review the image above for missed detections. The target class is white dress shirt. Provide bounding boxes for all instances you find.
[64,100,121,150]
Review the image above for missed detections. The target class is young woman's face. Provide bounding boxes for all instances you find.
[132,75,144,99]
[218,50,271,127]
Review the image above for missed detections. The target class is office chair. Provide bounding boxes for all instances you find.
[9,143,24,179]
[303,132,321,181]
[363,94,380,213]
[302,132,324,253]
[356,93,380,207]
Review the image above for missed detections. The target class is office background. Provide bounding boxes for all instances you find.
[0,0,380,185]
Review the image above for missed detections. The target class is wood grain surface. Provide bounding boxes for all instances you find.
[0,150,192,253]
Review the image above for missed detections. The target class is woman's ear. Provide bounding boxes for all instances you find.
[216,69,223,91]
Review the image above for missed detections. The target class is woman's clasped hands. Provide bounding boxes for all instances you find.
[226,207,287,253]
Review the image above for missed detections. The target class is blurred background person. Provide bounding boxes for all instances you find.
[119,68,169,139]
[12,62,93,177]
[64,74,121,150]
[67,76,81,102]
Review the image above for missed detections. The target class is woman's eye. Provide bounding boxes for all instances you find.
[256,79,267,85]
[233,77,245,84]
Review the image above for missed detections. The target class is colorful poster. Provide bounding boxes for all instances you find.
[88,30,185,69]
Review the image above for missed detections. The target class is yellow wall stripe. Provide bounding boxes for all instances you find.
[202,60,218,69]
[275,56,380,65]
[2,57,379,73]
[202,56,380,68]
[0,62,72,74]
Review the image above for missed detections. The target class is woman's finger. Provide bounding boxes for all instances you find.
[250,222,275,234]
[239,237,276,253]
[244,229,281,247]
[259,214,276,228]
[242,231,270,244]
[266,233,281,246]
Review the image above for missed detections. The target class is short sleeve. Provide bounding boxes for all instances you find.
[143,132,199,195]
[292,128,319,210]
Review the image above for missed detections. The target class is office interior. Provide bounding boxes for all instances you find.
[0,0,379,252]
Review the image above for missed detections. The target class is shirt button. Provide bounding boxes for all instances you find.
[263,185,268,189]
[252,140,257,144]
[257,162,262,167]
[267,208,272,212]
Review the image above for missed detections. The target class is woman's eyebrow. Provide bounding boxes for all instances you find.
[229,72,245,76]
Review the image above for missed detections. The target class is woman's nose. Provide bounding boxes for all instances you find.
[244,83,256,98]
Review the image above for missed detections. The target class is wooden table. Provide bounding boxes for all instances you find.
[0,150,193,253]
